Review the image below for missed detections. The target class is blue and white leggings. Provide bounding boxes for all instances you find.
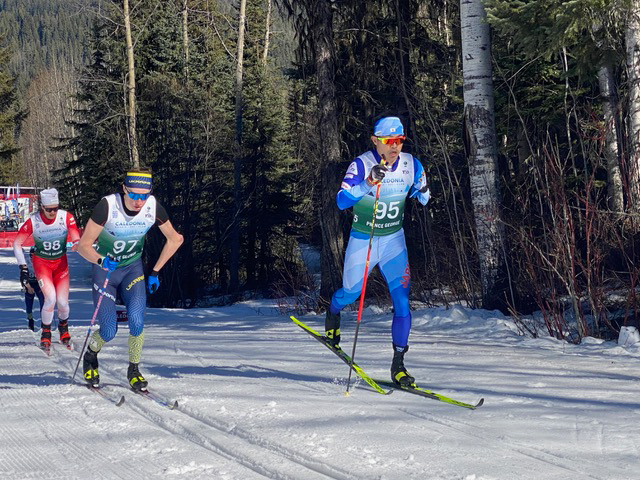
[92,260,146,342]
[330,228,411,347]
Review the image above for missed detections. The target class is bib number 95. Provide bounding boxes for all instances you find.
[376,201,400,220]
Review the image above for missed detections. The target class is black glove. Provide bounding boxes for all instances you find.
[368,164,388,185]
[19,265,29,289]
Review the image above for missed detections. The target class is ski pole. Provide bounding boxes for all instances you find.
[346,156,386,395]
[72,271,111,382]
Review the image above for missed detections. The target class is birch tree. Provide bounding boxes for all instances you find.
[182,0,190,80]
[597,59,624,213]
[627,0,640,212]
[460,0,506,308]
[230,0,247,292]
[123,0,140,169]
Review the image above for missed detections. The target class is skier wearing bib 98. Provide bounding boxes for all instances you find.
[13,188,81,350]
[77,170,183,391]
[324,117,430,387]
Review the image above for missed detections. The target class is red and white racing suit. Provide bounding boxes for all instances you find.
[13,211,80,326]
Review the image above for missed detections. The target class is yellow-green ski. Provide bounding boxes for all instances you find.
[291,316,391,395]
[374,379,484,409]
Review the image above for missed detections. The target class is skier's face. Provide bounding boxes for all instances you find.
[122,186,151,212]
[371,136,404,164]
[41,205,59,220]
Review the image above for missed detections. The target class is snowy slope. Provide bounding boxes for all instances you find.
[1,248,639,480]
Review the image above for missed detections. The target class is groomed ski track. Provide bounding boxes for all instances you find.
[1,249,640,479]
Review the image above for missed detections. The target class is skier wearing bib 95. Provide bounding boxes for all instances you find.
[323,116,430,387]
[77,170,183,391]
[13,188,81,350]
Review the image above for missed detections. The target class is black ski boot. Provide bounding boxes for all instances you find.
[324,311,341,349]
[40,324,52,351]
[83,348,100,387]
[27,313,34,332]
[391,345,415,387]
[58,318,71,346]
[127,363,148,392]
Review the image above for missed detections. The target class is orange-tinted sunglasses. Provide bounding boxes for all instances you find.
[377,136,406,146]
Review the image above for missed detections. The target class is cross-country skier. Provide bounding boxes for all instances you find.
[324,116,430,387]
[13,188,81,349]
[24,248,45,331]
[77,170,183,391]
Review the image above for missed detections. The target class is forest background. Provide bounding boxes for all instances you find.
[1,0,640,344]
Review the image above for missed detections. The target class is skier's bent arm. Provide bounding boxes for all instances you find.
[66,212,81,249]
[409,157,430,206]
[336,158,374,210]
[77,219,106,265]
[151,220,184,273]
[13,220,32,266]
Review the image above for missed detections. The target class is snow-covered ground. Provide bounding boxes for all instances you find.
[1,248,639,480]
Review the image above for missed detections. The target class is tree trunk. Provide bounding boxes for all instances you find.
[230,0,247,292]
[123,0,139,169]
[597,61,624,213]
[626,1,640,212]
[395,0,417,141]
[460,0,506,309]
[262,0,272,66]
[182,0,190,80]
[310,0,344,308]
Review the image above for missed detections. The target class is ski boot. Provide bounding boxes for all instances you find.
[391,345,415,387]
[40,324,52,352]
[83,348,100,387]
[58,318,71,347]
[27,313,34,332]
[127,363,148,392]
[324,311,341,349]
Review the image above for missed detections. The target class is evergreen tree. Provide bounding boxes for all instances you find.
[0,37,24,184]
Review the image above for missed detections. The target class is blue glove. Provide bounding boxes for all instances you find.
[148,271,160,294]
[99,256,119,272]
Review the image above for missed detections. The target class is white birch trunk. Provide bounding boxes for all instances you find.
[262,0,272,66]
[460,0,505,308]
[230,0,247,291]
[597,62,624,213]
[123,0,139,169]
[182,0,190,79]
[627,1,640,212]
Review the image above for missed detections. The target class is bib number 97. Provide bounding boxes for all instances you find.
[113,240,139,254]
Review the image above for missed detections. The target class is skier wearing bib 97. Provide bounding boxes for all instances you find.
[324,116,430,387]
[77,170,183,391]
[13,188,81,350]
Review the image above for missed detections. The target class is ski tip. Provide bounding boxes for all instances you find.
[170,400,179,410]
[475,398,485,408]
[116,396,126,407]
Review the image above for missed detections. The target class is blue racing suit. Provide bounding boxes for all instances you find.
[330,149,429,347]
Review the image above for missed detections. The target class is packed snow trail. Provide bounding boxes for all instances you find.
[1,249,639,479]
